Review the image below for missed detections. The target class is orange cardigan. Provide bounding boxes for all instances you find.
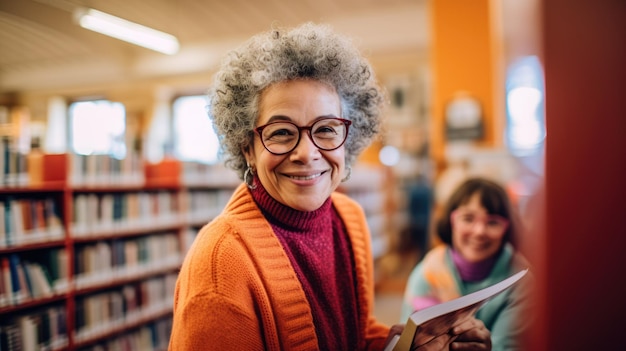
[169,184,389,350]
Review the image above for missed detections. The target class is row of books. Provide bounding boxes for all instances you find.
[0,301,173,351]
[72,189,233,237]
[0,197,64,248]
[181,161,240,187]
[74,274,176,343]
[70,155,243,189]
[77,317,171,351]
[0,304,68,351]
[1,144,243,189]
[69,153,144,187]
[1,189,235,247]
[0,249,69,307]
[0,136,29,188]
[182,189,232,224]
[72,191,180,237]
[73,233,181,289]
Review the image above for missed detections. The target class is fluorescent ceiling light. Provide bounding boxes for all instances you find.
[74,8,180,55]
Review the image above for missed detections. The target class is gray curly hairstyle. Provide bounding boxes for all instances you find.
[208,22,386,180]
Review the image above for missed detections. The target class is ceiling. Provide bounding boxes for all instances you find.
[0,0,429,94]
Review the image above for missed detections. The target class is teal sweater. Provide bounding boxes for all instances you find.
[400,244,534,351]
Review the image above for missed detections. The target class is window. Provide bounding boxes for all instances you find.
[69,100,126,158]
[505,55,545,159]
[172,95,219,164]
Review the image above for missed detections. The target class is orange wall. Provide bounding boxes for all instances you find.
[429,0,500,169]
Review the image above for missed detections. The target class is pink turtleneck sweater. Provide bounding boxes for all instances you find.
[450,248,498,282]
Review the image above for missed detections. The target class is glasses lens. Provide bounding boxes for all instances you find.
[260,122,299,154]
[453,211,509,233]
[311,118,348,150]
[485,216,508,229]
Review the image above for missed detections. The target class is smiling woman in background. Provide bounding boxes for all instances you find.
[401,177,534,351]
[168,22,492,351]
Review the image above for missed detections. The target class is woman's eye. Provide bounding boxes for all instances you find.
[270,128,294,137]
[314,126,337,136]
[460,215,474,223]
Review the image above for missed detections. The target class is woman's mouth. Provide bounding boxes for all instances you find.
[288,172,324,181]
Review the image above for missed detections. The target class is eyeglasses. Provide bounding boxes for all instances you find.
[254,118,351,155]
[451,209,510,235]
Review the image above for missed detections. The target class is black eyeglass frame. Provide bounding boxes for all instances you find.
[254,117,352,155]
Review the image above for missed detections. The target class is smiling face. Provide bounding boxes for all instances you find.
[451,192,509,262]
[245,79,346,211]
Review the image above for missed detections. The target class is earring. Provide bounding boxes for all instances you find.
[341,166,352,182]
[244,163,257,189]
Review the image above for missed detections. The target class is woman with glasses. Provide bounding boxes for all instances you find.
[169,22,492,351]
[400,177,534,351]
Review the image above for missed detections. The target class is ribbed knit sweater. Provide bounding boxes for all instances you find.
[169,183,389,350]
[250,182,359,350]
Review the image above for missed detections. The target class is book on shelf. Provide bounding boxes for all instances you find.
[0,257,11,306]
[0,253,58,307]
[385,268,529,351]
[0,197,63,247]
[0,305,68,350]
[7,254,29,304]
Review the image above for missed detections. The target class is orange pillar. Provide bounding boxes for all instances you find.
[429,0,503,171]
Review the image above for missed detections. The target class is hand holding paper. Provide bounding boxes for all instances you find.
[384,269,528,351]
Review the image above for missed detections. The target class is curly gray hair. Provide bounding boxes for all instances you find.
[208,22,386,179]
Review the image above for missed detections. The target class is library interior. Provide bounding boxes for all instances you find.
[1,1,624,351]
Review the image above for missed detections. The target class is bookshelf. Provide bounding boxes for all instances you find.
[0,154,238,350]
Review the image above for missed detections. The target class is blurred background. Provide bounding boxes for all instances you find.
[0,0,624,350]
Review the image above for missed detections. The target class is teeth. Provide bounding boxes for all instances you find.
[290,173,322,180]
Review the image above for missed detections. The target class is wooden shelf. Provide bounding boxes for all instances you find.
[0,155,238,349]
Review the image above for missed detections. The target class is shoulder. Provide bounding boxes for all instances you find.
[419,245,454,281]
[407,245,450,283]
[421,245,450,267]
[409,245,460,300]
[179,186,275,290]
[419,244,454,284]
[180,218,251,287]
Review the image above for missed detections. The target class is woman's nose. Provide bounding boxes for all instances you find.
[471,221,488,234]
[290,132,320,162]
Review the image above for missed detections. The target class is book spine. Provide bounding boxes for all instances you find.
[32,199,46,238]
[43,198,63,238]
[18,316,37,351]
[2,136,12,187]
[24,262,53,298]
[3,199,13,246]
[7,254,27,304]
[0,201,5,248]
[16,258,33,301]
[9,200,23,245]
[0,256,6,308]
[1,257,12,307]
[19,200,33,242]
